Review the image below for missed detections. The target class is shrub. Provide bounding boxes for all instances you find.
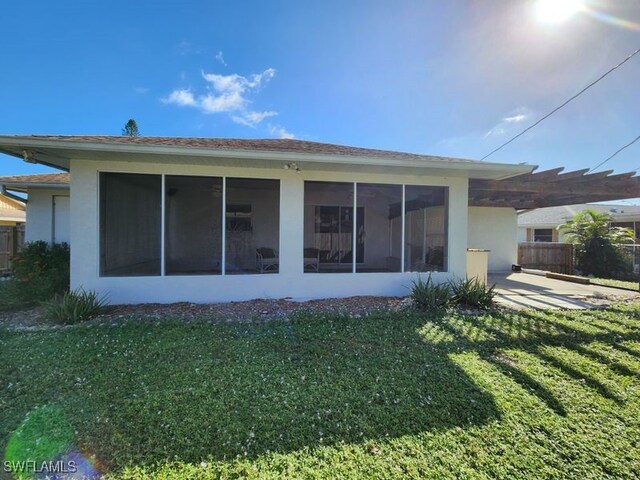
[10,241,70,305]
[450,277,496,309]
[410,275,453,311]
[560,209,635,279]
[44,289,108,324]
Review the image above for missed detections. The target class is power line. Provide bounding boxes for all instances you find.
[482,46,640,160]
[588,133,640,172]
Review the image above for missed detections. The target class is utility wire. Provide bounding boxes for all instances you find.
[588,133,640,172]
[482,46,640,160]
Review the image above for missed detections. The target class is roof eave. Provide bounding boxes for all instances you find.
[0,136,535,180]
[1,182,69,192]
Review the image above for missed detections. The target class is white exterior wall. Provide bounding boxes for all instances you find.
[517,227,527,243]
[468,206,517,272]
[25,188,70,244]
[70,158,469,304]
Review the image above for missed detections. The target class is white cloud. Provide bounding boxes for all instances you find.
[135,87,149,94]
[162,68,279,128]
[215,51,227,66]
[233,110,278,127]
[485,107,530,137]
[503,114,526,123]
[201,68,275,98]
[268,124,295,139]
[162,89,197,107]
[200,91,244,113]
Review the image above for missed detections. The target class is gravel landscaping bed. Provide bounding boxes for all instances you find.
[100,296,410,321]
[0,296,411,330]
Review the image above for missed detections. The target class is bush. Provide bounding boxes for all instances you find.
[9,241,70,307]
[410,275,453,311]
[44,289,108,324]
[560,210,635,279]
[0,280,26,311]
[450,277,496,309]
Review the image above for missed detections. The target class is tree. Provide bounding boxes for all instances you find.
[560,209,635,278]
[122,119,140,137]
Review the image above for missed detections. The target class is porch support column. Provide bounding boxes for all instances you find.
[279,175,304,276]
[448,177,469,279]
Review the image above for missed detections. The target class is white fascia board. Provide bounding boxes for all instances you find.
[2,183,69,190]
[0,136,536,180]
[517,222,563,228]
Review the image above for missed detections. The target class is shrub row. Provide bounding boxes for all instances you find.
[410,275,496,311]
[1,241,107,323]
[0,241,70,310]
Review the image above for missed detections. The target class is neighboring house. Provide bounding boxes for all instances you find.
[0,192,25,272]
[0,173,70,244]
[0,135,637,304]
[518,204,640,243]
[0,192,26,226]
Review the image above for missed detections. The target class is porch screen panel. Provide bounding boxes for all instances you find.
[225,178,280,274]
[404,186,448,272]
[356,183,402,272]
[100,173,161,276]
[304,181,354,273]
[165,175,222,275]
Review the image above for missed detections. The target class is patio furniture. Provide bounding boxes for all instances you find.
[256,247,279,273]
[304,248,320,272]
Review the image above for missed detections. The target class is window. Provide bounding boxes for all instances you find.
[225,178,279,274]
[304,182,355,273]
[100,173,161,276]
[100,173,280,277]
[305,182,449,273]
[533,228,553,242]
[165,175,222,275]
[356,183,402,272]
[404,186,448,272]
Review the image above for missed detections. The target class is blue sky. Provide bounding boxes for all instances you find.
[0,1,639,202]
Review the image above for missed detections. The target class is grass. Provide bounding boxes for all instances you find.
[589,277,639,291]
[1,305,640,479]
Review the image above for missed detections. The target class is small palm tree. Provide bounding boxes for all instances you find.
[560,209,635,278]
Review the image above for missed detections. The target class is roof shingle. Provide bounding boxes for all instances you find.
[0,173,70,184]
[5,135,481,164]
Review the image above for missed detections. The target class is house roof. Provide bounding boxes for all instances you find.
[0,172,70,192]
[0,135,637,208]
[0,134,533,180]
[518,203,640,227]
[0,135,494,163]
[0,192,25,223]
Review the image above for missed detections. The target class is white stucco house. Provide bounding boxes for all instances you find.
[0,192,26,226]
[0,173,69,243]
[518,203,640,243]
[0,135,636,304]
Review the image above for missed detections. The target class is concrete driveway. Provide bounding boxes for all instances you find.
[489,272,639,310]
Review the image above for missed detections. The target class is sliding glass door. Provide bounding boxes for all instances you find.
[100,172,280,277]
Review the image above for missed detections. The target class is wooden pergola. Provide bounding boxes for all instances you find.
[469,167,640,209]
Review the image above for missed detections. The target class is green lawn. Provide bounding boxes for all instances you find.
[1,305,640,479]
[589,277,639,291]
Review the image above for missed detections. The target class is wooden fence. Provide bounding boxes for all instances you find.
[0,225,25,274]
[518,242,574,274]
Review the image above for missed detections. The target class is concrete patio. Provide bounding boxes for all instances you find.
[489,272,639,310]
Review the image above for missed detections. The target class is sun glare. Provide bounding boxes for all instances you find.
[535,0,583,24]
